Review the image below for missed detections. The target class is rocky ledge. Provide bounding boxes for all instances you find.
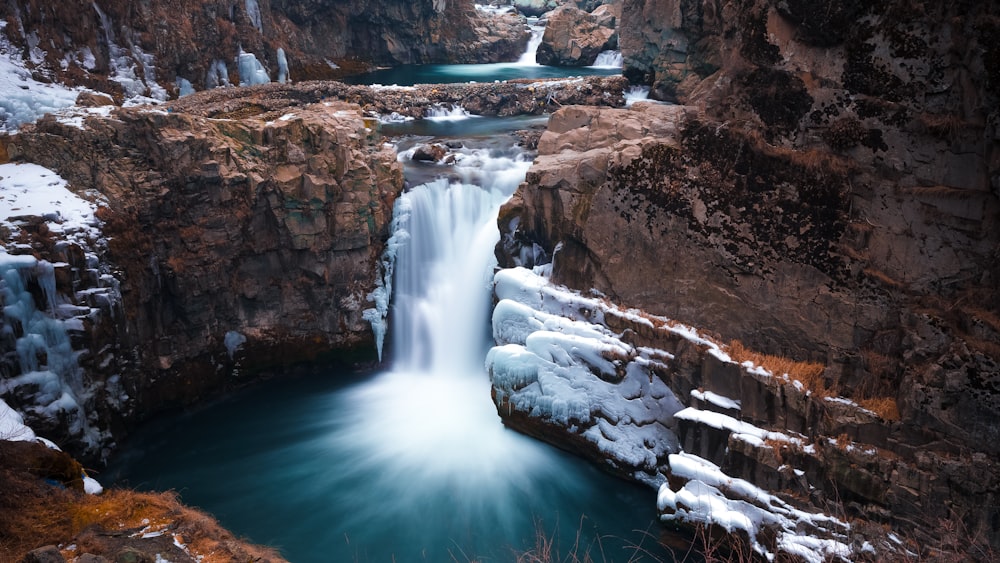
[491,99,999,557]
[0,90,403,461]
[0,76,628,462]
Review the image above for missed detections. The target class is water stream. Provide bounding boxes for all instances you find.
[107,25,677,563]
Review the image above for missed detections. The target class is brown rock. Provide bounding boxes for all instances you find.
[76,92,116,108]
[536,5,617,66]
[19,546,65,563]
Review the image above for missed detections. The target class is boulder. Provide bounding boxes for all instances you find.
[535,5,617,66]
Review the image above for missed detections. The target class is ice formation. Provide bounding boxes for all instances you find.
[205,59,231,89]
[245,0,263,32]
[0,163,119,455]
[93,3,166,101]
[0,21,80,132]
[238,51,270,86]
[488,267,684,483]
[276,48,289,83]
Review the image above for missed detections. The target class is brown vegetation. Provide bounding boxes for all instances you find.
[0,462,285,563]
[726,340,827,396]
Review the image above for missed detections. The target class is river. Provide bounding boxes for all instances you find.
[107,27,675,563]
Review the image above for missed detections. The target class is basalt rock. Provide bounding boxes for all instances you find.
[0,0,528,99]
[535,4,618,66]
[497,0,1000,547]
[4,93,403,462]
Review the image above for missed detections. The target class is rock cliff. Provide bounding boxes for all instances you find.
[0,0,528,100]
[494,0,1000,554]
[2,86,403,460]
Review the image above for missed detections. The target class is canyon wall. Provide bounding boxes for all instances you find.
[0,0,528,100]
[495,0,1000,553]
[2,86,403,460]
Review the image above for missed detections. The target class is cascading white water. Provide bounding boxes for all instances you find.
[591,50,624,68]
[514,22,545,66]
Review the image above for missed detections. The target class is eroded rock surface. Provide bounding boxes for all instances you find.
[0,0,529,99]
[3,93,403,460]
[536,4,618,66]
[495,0,1000,551]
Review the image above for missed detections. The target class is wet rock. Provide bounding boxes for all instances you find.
[412,144,449,162]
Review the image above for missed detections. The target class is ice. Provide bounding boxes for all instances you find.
[238,51,270,86]
[245,0,263,32]
[93,3,164,100]
[0,26,80,132]
[176,77,195,97]
[488,267,684,480]
[224,330,247,359]
[205,59,231,89]
[276,48,289,83]
[659,453,852,562]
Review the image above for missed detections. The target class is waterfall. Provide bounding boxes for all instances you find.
[514,21,545,66]
[591,50,623,68]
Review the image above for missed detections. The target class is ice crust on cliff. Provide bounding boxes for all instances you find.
[238,51,270,86]
[0,163,117,456]
[659,453,851,563]
[0,21,80,132]
[488,267,683,483]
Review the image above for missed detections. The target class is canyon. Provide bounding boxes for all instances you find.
[0,0,998,561]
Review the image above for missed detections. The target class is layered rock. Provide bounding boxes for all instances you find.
[0,0,529,100]
[535,4,618,66]
[3,87,403,460]
[494,0,1000,544]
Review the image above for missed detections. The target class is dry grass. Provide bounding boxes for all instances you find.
[0,470,285,563]
[69,489,286,563]
[856,397,901,421]
[726,340,827,396]
[0,469,75,562]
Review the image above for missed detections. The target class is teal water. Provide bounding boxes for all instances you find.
[106,366,672,562]
[106,85,676,563]
[343,63,621,86]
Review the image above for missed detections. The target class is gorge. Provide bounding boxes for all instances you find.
[1,0,999,562]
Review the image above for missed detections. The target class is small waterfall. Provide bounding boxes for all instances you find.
[591,50,623,68]
[514,22,545,66]
[625,84,651,105]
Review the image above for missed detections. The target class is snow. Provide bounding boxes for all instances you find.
[691,389,741,410]
[488,267,684,482]
[83,474,104,494]
[0,164,115,455]
[0,24,81,132]
[674,407,804,446]
[0,397,38,441]
[659,452,851,563]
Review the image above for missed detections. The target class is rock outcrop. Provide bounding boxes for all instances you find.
[535,4,618,66]
[3,86,403,460]
[494,0,1000,550]
[0,0,528,100]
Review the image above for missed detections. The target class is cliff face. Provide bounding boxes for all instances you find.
[0,0,528,99]
[495,0,1000,552]
[3,86,403,459]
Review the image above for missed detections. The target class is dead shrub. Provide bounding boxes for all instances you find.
[727,340,828,396]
